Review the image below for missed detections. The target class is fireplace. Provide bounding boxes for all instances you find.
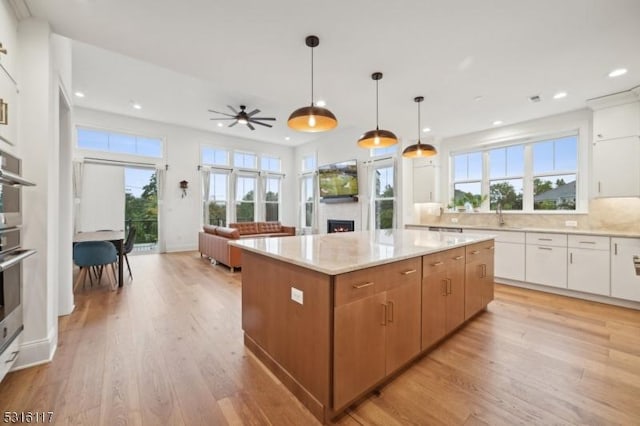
[327,219,355,233]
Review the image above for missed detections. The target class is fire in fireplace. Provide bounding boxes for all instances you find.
[327,219,355,233]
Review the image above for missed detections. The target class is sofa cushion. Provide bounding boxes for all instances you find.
[203,225,218,235]
[230,222,259,235]
[215,227,240,239]
[257,221,282,233]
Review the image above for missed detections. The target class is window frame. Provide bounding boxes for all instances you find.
[76,126,165,160]
[207,171,230,226]
[371,161,396,230]
[235,173,257,222]
[264,174,281,222]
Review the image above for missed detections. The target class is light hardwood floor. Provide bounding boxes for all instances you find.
[1,252,639,425]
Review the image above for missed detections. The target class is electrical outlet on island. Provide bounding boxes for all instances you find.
[451,218,459,223]
[565,220,578,227]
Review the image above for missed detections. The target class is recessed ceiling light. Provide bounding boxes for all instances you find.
[422,127,431,133]
[132,103,142,110]
[74,91,85,98]
[474,96,483,102]
[553,91,567,99]
[217,122,223,127]
[285,136,291,141]
[492,120,503,126]
[608,68,627,78]
[316,100,326,107]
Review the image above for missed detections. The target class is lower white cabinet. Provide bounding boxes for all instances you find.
[567,235,610,296]
[495,242,525,281]
[0,331,21,382]
[526,233,567,288]
[611,237,640,302]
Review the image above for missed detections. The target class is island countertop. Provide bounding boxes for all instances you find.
[229,229,494,275]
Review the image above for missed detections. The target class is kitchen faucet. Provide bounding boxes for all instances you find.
[496,202,505,226]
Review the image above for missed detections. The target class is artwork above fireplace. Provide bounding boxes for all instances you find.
[327,219,355,233]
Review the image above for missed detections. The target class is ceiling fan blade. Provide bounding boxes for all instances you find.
[209,118,235,120]
[250,120,273,128]
[246,109,260,117]
[229,121,239,127]
[227,105,239,114]
[247,122,255,130]
[251,117,276,121]
[208,109,236,117]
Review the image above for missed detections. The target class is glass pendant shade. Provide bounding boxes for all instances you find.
[402,96,437,158]
[288,105,338,132]
[288,35,338,132]
[359,72,398,149]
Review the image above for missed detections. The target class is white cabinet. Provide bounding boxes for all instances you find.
[567,235,610,296]
[0,331,21,382]
[592,136,640,197]
[468,229,525,281]
[593,102,640,141]
[611,237,640,302]
[525,233,567,288]
[0,71,18,146]
[413,163,438,203]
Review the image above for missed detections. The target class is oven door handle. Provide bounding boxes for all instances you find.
[0,249,36,271]
[0,169,36,187]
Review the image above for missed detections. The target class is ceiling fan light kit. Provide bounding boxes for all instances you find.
[402,96,437,158]
[358,72,398,149]
[288,35,338,132]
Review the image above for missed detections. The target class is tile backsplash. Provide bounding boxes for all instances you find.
[414,197,640,234]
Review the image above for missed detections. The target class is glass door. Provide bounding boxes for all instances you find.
[124,168,158,253]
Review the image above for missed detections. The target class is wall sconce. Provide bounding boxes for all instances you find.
[179,180,188,198]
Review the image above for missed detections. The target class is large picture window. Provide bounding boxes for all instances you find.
[451,133,578,212]
[208,172,228,226]
[264,176,280,222]
[236,175,256,222]
[77,127,163,158]
[373,165,395,229]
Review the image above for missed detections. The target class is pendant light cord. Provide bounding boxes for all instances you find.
[417,100,421,145]
[310,46,314,107]
[375,79,379,130]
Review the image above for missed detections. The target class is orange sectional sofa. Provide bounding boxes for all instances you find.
[198,221,295,271]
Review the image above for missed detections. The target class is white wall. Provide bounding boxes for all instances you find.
[73,107,296,252]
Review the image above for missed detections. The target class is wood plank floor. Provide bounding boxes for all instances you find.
[1,252,639,425]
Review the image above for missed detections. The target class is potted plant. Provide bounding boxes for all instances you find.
[469,194,488,212]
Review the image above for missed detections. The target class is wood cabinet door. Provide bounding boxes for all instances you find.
[333,292,386,410]
[445,253,466,333]
[385,282,421,374]
[422,270,447,349]
[464,261,484,320]
[481,245,495,306]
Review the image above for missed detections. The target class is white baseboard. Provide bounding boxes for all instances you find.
[496,278,640,310]
[165,244,197,253]
[11,326,58,371]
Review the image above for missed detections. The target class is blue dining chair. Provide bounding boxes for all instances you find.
[73,241,118,291]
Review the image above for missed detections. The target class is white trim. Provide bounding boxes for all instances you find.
[75,124,165,160]
[11,327,58,371]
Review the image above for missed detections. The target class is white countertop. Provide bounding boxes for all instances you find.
[230,229,494,275]
[407,224,640,238]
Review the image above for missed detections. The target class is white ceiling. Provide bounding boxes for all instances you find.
[25,0,640,147]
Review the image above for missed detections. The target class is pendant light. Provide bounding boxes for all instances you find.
[358,72,398,149]
[402,96,437,158]
[288,35,338,132]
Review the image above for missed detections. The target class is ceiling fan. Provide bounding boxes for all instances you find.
[208,105,276,130]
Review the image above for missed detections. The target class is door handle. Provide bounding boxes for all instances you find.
[400,269,416,275]
[352,281,374,289]
[381,304,387,326]
[387,301,394,323]
[453,255,464,260]
[538,247,553,251]
[614,243,618,255]
[5,351,18,363]
[441,279,447,296]
[431,261,444,267]
[570,252,573,264]
[447,278,452,295]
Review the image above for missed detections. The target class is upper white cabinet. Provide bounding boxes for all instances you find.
[592,136,640,197]
[611,237,640,302]
[593,102,640,141]
[413,160,439,203]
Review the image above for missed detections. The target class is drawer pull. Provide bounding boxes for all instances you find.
[538,238,553,241]
[431,261,444,266]
[579,241,596,244]
[488,246,495,250]
[5,350,19,363]
[352,281,374,289]
[453,255,464,260]
[470,250,480,255]
[538,247,553,251]
[400,269,417,275]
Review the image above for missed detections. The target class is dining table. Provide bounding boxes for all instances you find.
[73,230,125,288]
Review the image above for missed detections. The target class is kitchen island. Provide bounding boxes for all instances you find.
[231,229,495,423]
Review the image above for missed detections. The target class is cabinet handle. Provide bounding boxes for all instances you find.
[538,247,553,251]
[579,241,596,245]
[387,301,394,323]
[400,269,417,275]
[482,264,487,278]
[381,304,387,326]
[569,252,573,264]
[471,250,480,255]
[5,351,18,363]
[431,261,444,267]
[598,181,601,193]
[0,43,6,55]
[441,279,447,296]
[352,281,374,289]
[429,191,433,201]
[538,238,553,241]
[453,255,464,260]
[477,264,484,278]
[447,278,452,295]
[488,246,495,250]
[614,243,618,255]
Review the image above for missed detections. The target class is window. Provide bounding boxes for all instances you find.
[301,176,314,227]
[450,133,579,212]
[261,156,281,173]
[202,147,229,166]
[371,145,397,157]
[208,172,228,226]
[77,128,162,158]
[264,176,280,221]
[302,154,316,172]
[236,175,256,222]
[234,152,257,169]
[373,165,395,229]
[532,136,577,210]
